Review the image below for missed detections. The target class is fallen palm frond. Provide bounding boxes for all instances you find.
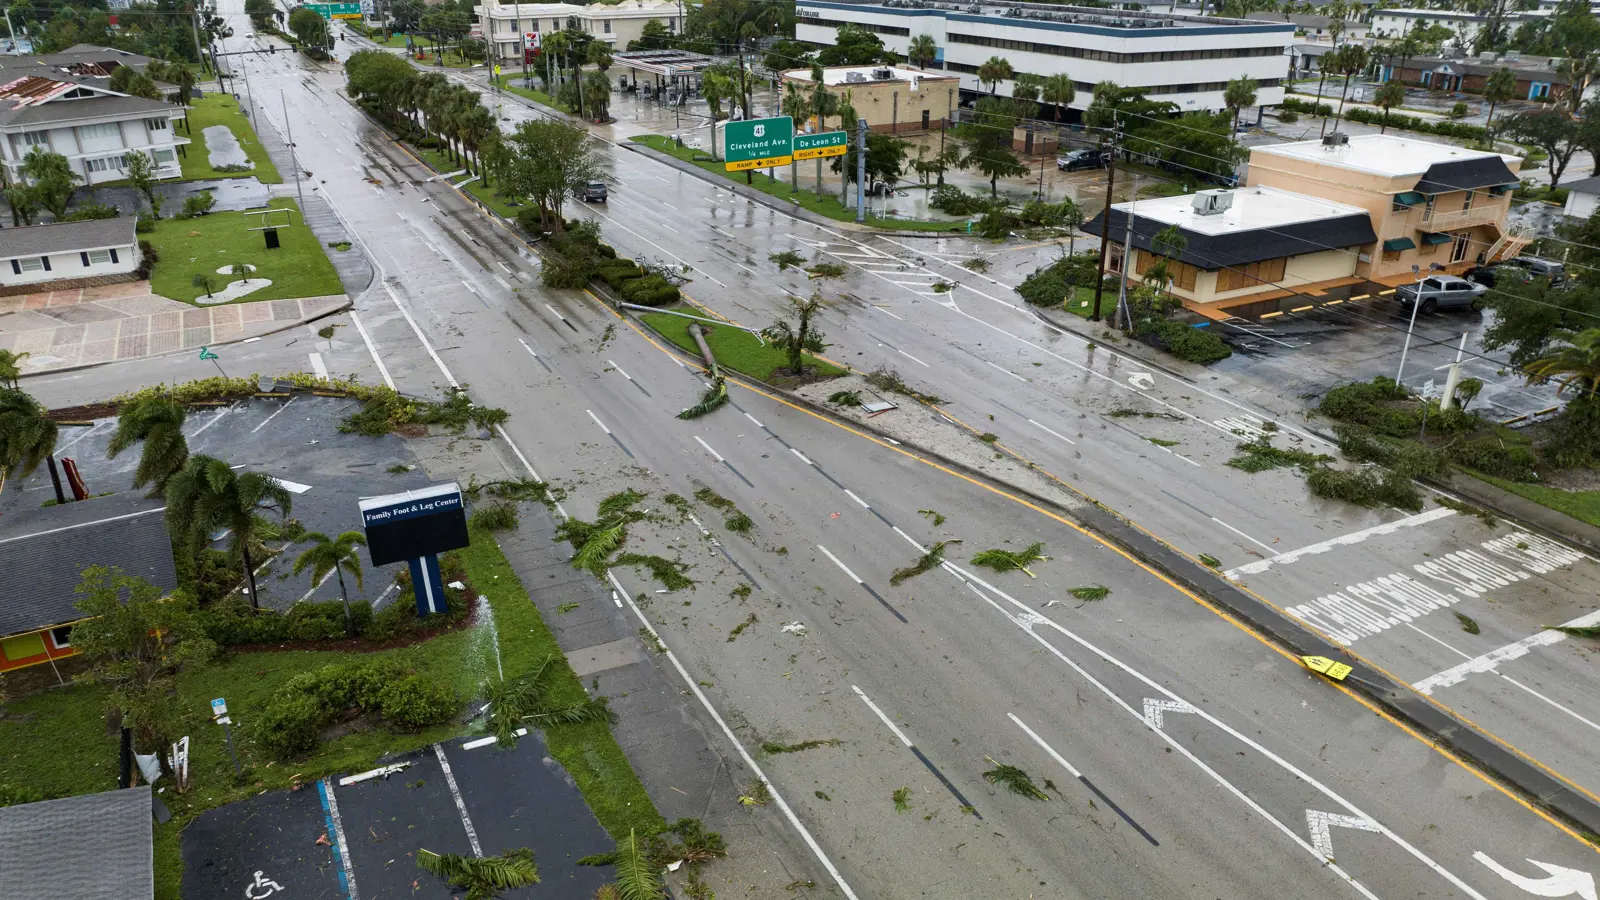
[890,540,959,586]
[739,778,773,806]
[761,738,841,754]
[648,818,728,866]
[469,502,520,532]
[1068,584,1110,602]
[417,847,539,900]
[828,390,862,407]
[1227,438,1333,474]
[970,542,1048,578]
[597,489,647,518]
[557,491,648,575]
[769,250,805,270]
[1454,611,1481,634]
[612,553,694,591]
[724,511,753,533]
[678,377,728,419]
[982,756,1049,801]
[573,519,627,572]
[918,508,946,527]
[611,829,666,900]
[727,613,757,642]
[1547,624,1600,639]
[893,786,912,813]
[1198,554,1222,569]
[484,658,616,747]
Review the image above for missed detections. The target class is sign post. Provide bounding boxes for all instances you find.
[211,697,241,778]
[359,483,470,617]
[722,116,794,172]
[198,346,227,379]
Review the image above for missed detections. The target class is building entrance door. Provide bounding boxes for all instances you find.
[1452,231,1471,263]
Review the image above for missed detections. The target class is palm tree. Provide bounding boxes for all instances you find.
[1526,329,1600,399]
[1041,73,1075,122]
[293,530,367,630]
[907,33,938,71]
[0,349,27,388]
[106,396,188,497]
[782,81,810,189]
[977,56,1013,94]
[165,454,292,608]
[0,388,58,500]
[1374,78,1406,133]
[1314,52,1334,136]
[459,104,495,182]
[1483,66,1517,136]
[1224,76,1258,133]
[1330,45,1369,132]
[808,64,840,196]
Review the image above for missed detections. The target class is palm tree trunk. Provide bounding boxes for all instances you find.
[242,543,260,610]
[335,566,352,631]
[1333,73,1353,130]
[1316,70,1330,137]
[1486,101,1497,136]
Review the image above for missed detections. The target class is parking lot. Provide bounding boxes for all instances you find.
[181,733,615,900]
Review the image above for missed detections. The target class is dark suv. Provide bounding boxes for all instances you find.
[1465,256,1565,287]
[1057,149,1108,171]
[581,180,607,203]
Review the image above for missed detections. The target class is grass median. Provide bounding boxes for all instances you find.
[0,526,660,899]
[640,306,845,382]
[1473,472,1600,529]
[179,94,282,184]
[630,134,965,233]
[145,198,343,304]
[406,144,526,220]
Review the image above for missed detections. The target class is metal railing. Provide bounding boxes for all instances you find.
[1420,205,1504,231]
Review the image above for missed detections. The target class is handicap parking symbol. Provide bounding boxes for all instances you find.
[245,871,284,899]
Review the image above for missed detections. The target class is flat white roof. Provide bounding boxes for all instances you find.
[1110,185,1370,236]
[1251,133,1519,178]
[478,1,673,17]
[784,65,956,86]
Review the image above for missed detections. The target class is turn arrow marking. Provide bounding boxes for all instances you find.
[1306,809,1380,859]
[1475,852,1597,899]
[1128,372,1155,390]
[1141,698,1196,730]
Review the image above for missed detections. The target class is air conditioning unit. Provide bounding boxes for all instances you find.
[1504,50,1522,61]
[872,67,894,80]
[1478,51,1496,61]
[1192,189,1233,216]
[1323,130,1349,147]
[845,71,867,82]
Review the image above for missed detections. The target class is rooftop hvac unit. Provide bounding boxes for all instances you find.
[872,67,894,79]
[1191,189,1233,217]
[1504,50,1521,61]
[1323,131,1349,147]
[845,71,867,82]
[1478,51,1497,61]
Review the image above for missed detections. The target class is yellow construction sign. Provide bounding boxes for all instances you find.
[1302,655,1353,681]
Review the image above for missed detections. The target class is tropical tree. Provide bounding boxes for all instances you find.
[907,33,938,71]
[1526,328,1600,399]
[1084,80,1121,141]
[587,40,613,72]
[1313,52,1334,132]
[499,119,598,231]
[1483,66,1516,135]
[1223,76,1258,133]
[960,96,1030,196]
[5,183,39,226]
[977,55,1013,94]
[106,396,188,497]
[124,150,162,218]
[165,454,293,608]
[0,349,26,389]
[20,147,78,219]
[701,68,736,123]
[1012,73,1043,103]
[1374,78,1406,134]
[1505,109,1581,186]
[781,81,809,188]
[289,6,330,53]
[293,531,367,630]
[0,388,57,498]
[1041,73,1075,122]
[582,70,612,122]
[1329,44,1369,132]
[761,293,827,375]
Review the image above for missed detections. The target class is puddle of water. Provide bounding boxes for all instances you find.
[203,124,252,169]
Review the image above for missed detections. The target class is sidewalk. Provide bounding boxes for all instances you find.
[0,282,346,374]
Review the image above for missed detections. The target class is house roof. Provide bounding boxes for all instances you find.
[782,64,957,86]
[1413,156,1522,193]
[0,787,153,900]
[0,217,138,261]
[1083,186,1377,269]
[0,90,174,129]
[0,493,174,638]
[1560,175,1600,195]
[1251,133,1521,180]
[1398,54,1566,82]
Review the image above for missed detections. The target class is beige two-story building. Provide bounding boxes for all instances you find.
[779,66,959,134]
[1247,134,1526,284]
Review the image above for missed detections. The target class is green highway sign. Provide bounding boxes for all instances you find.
[723,116,793,171]
[794,130,849,161]
[307,2,362,19]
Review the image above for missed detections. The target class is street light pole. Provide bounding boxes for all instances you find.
[1395,264,1431,388]
[281,89,306,212]
[1091,117,1120,322]
[855,116,867,224]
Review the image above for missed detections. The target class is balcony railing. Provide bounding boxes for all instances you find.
[1421,205,1505,231]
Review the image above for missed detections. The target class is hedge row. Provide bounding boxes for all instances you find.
[255,657,458,759]
[523,217,681,305]
[1276,97,1489,141]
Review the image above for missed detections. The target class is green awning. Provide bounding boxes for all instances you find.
[1383,237,1417,251]
[1489,184,1510,195]
[1393,191,1426,206]
[1421,232,1453,245]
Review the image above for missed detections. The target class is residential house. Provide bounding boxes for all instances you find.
[1245,11,1370,45]
[0,494,175,679]
[1561,175,1600,220]
[0,217,142,293]
[1082,185,1377,310]
[0,787,154,900]
[0,71,188,187]
[474,1,682,65]
[1377,53,1567,101]
[1247,133,1525,283]
[779,65,958,134]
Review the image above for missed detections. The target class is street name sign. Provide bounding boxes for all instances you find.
[307,2,362,19]
[794,130,848,161]
[724,116,793,171]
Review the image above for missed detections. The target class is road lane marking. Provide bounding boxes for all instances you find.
[817,544,862,583]
[317,779,360,900]
[1010,713,1159,846]
[586,409,612,434]
[744,412,764,428]
[587,409,634,458]
[190,405,231,438]
[871,305,903,320]
[309,351,329,379]
[607,360,651,396]
[790,448,813,465]
[1027,418,1076,445]
[852,685,912,746]
[1211,516,1277,555]
[984,360,1028,382]
[695,436,725,462]
[250,398,295,434]
[1413,609,1600,694]
[383,281,460,387]
[517,337,553,372]
[433,744,483,857]
[854,686,982,816]
[1226,507,1457,577]
[1307,809,1381,859]
[819,544,906,622]
[1473,852,1597,899]
[843,489,870,509]
[348,310,395,389]
[543,303,578,331]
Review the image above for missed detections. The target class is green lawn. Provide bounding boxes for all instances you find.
[630,134,967,233]
[409,145,525,220]
[506,83,572,113]
[0,527,661,899]
[1060,285,1107,319]
[179,94,283,184]
[145,198,344,303]
[641,307,846,381]
[1474,472,1600,529]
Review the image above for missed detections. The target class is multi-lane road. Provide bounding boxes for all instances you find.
[27,11,1600,898]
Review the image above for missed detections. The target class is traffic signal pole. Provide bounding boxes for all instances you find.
[1091,118,1120,322]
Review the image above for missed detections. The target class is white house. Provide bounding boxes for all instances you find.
[0,217,141,289]
[0,73,188,187]
[795,0,1294,114]
[1562,175,1600,220]
[474,1,681,65]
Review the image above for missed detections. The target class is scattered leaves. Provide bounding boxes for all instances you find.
[983,757,1048,801]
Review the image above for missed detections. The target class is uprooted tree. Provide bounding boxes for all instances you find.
[761,293,828,376]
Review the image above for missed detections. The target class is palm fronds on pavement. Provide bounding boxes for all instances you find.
[678,376,728,420]
[416,847,539,900]
[1547,624,1600,639]
[483,656,615,747]
[1067,584,1110,602]
[611,829,666,900]
[983,756,1049,800]
[969,542,1048,578]
[889,540,959,586]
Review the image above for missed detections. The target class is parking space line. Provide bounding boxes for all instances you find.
[318,778,360,900]
[433,744,483,857]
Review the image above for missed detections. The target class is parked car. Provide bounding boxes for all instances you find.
[581,180,607,203]
[1396,275,1488,312]
[1057,149,1108,171]
[1465,256,1566,288]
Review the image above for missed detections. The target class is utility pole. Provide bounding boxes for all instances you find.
[281,90,306,211]
[1091,118,1119,322]
[938,87,950,187]
[189,7,207,74]
[241,43,257,122]
[1115,171,1138,332]
[855,116,867,223]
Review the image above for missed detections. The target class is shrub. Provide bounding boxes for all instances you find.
[255,691,325,758]
[469,501,519,532]
[181,191,217,219]
[1017,271,1070,306]
[597,259,645,290]
[63,202,120,221]
[1307,466,1424,511]
[1147,319,1231,363]
[1319,377,1417,436]
[135,216,156,234]
[376,675,458,730]
[1334,425,1449,478]
[1448,433,1538,481]
[931,184,993,216]
[1277,110,1299,123]
[254,658,456,758]
[621,273,679,306]
[1279,97,1332,117]
[1449,101,1470,118]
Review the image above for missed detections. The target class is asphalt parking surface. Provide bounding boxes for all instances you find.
[182,732,615,900]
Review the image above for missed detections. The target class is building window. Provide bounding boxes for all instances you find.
[603,19,611,33]
[1216,258,1287,292]
[21,130,48,147]
[87,249,113,265]
[1462,190,1474,211]
[145,117,168,132]
[49,626,72,649]
[1383,247,1403,261]
[154,149,175,163]
[17,257,46,272]
[1133,250,1199,291]
[79,122,121,141]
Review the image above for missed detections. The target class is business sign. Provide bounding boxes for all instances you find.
[723,116,793,171]
[306,2,361,19]
[794,130,848,161]
[359,482,468,567]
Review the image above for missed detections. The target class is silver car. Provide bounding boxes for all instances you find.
[1396,275,1487,313]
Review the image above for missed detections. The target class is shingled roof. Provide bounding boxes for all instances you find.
[0,493,175,638]
[0,787,153,900]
